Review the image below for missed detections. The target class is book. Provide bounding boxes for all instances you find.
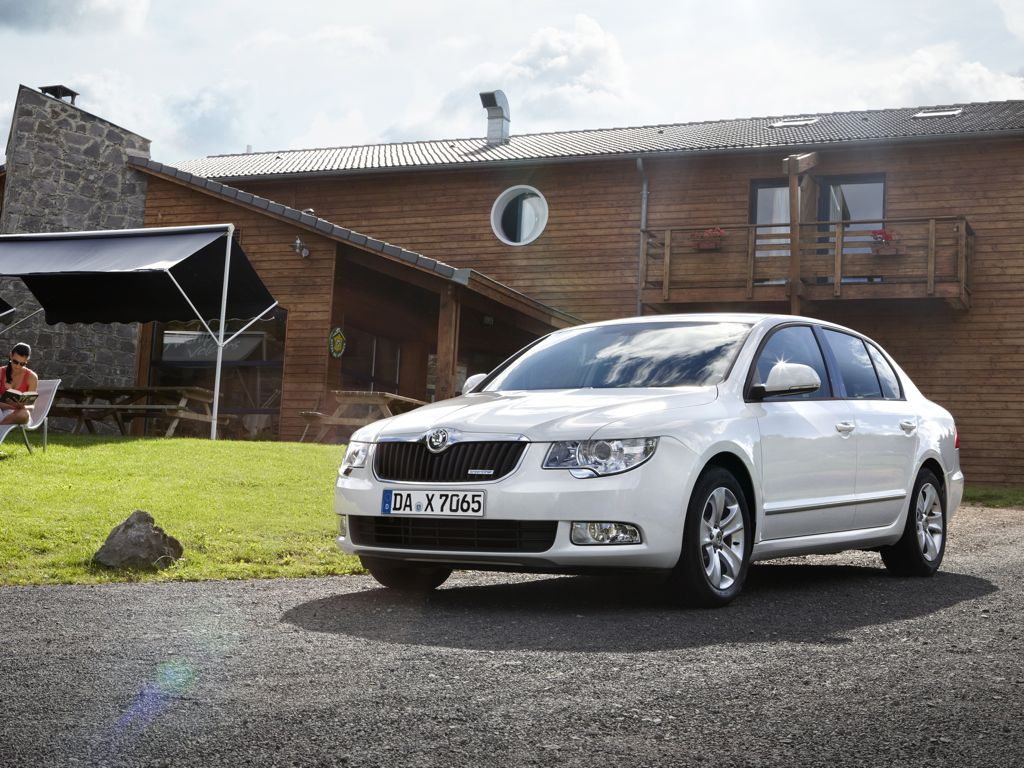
[0,390,37,405]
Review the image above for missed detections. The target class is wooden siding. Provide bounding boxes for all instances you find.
[240,160,643,322]
[142,177,336,441]
[182,136,1024,484]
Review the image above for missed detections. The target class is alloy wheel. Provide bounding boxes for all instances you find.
[915,482,944,562]
[699,487,746,590]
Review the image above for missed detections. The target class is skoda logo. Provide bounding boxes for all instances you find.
[425,428,451,454]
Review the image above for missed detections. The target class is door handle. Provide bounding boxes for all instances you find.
[835,421,856,435]
[899,419,917,434]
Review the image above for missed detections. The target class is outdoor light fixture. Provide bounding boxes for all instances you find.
[293,236,310,258]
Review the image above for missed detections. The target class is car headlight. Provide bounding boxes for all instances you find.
[341,441,370,469]
[543,437,658,476]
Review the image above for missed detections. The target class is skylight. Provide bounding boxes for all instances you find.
[913,107,963,119]
[769,116,820,128]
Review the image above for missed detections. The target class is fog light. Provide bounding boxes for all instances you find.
[338,515,347,540]
[571,522,642,545]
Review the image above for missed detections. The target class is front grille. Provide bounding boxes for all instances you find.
[374,441,527,482]
[349,516,557,553]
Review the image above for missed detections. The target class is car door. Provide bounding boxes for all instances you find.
[750,324,858,540]
[819,330,918,530]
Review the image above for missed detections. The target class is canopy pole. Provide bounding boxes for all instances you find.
[211,227,234,439]
[0,307,44,335]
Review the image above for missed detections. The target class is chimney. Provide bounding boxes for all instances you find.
[479,90,510,145]
[39,84,79,105]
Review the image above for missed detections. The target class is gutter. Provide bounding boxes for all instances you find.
[635,158,649,316]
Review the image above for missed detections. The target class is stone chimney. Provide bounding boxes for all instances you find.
[479,90,510,145]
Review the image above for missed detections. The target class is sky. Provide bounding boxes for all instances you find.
[1,0,1023,166]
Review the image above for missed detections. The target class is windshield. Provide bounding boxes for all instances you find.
[484,321,751,391]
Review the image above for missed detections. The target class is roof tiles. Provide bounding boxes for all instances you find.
[177,100,1024,180]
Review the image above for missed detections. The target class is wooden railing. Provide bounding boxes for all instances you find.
[641,216,974,308]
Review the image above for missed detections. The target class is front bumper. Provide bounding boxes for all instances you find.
[334,437,700,570]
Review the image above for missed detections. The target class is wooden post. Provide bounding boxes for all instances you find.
[662,229,672,302]
[782,153,817,315]
[927,219,936,295]
[435,285,461,401]
[833,226,844,297]
[787,162,801,314]
[746,226,756,299]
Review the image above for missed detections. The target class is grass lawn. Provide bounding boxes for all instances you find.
[0,434,362,585]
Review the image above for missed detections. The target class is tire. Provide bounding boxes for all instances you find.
[880,468,946,576]
[668,467,752,608]
[359,555,453,593]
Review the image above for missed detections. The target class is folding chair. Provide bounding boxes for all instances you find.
[0,378,61,454]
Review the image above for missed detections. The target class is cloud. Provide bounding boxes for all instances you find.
[384,14,632,141]
[994,0,1024,42]
[0,0,148,32]
[310,25,388,51]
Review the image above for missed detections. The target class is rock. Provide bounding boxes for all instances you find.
[93,510,183,570]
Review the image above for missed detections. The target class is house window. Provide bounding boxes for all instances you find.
[491,185,548,246]
[341,326,400,393]
[818,174,885,251]
[751,180,793,256]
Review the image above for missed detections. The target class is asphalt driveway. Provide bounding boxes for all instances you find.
[0,504,1021,767]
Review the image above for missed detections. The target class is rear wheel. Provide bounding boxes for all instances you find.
[359,556,453,593]
[881,468,946,576]
[668,467,752,608]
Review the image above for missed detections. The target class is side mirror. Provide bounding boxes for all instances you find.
[750,362,821,400]
[462,373,487,396]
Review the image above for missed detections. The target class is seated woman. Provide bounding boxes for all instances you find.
[0,343,38,426]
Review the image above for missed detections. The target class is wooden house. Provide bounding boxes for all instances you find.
[3,87,1024,484]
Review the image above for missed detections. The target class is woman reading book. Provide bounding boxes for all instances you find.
[0,343,38,425]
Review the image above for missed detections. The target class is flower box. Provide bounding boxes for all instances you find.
[692,227,726,251]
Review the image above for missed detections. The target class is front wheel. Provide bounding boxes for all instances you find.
[881,469,946,576]
[359,556,453,593]
[668,467,752,608]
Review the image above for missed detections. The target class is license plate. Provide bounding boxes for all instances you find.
[381,489,485,517]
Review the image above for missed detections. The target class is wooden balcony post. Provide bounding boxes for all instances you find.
[788,168,801,314]
[662,229,672,302]
[927,219,936,295]
[746,226,756,299]
[435,285,461,401]
[833,226,844,297]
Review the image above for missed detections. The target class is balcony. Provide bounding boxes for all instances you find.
[640,216,974,311]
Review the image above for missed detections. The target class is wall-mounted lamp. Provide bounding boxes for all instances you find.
[293,236,310,259]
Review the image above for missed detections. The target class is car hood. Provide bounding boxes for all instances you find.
[360,387,718,443]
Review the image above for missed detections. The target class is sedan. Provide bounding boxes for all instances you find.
[334,313,963,607]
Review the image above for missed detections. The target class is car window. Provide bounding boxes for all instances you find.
[867,343,902,399]
[821,329,883,399]
[751,325,830,399]
[484,321,751,390]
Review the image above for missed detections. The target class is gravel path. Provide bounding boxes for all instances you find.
[1,504,1021,767]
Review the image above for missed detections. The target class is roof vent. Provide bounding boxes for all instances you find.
[770,116,819,128]
[39,84,78,105]
[479,90,511,145]
[913,107,963,119]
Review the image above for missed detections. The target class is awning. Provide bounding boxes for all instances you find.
[0,225,275,324]
[0,224,279,438]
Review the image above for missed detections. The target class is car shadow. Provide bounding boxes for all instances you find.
[281,562,995,652]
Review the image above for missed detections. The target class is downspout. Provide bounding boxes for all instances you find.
[635,158,649,316]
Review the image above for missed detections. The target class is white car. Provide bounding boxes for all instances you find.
[334,313,963,607]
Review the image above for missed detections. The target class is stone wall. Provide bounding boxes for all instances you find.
[0,85,151,386]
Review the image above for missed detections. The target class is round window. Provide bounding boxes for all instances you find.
[490,185,548,246]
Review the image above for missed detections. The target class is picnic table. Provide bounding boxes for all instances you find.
[50,386,230,437]
[301,390,426,443]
